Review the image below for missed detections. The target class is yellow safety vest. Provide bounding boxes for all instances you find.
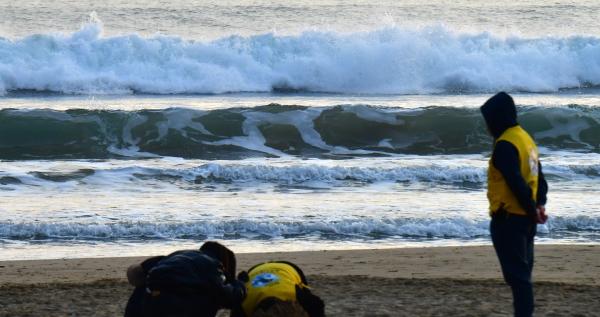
[488,125,539,216]
[242,262,308,316]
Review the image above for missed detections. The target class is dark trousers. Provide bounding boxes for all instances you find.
[490,213,537,317]
[125,287,219,317]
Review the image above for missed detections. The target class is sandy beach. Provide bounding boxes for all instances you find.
[1,245,599,316]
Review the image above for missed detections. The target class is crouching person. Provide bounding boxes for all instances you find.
[232,261,325,317]
[124,241,246,317]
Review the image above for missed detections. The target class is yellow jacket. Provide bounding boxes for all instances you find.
[488,125,539,216]
[242,261,308,316]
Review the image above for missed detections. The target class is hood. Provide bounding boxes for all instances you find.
[480,92,518,138]
[200,241,236,282]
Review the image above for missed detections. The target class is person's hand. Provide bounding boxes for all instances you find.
[535,205,548,224]
[237,270,249,283]
[296,285,325,317]
[126,264,146,287]
[232,279,247,299]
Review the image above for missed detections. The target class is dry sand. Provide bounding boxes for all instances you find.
[1,245,599,316]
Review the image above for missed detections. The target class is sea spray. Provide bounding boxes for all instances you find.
[1,23,600,95]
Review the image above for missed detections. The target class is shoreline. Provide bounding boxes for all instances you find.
[1,245,599,316]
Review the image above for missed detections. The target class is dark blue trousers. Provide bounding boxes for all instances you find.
[490,213,536,317]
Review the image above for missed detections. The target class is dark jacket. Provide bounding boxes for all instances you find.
[480,92,548,216]
[125,250,246,317]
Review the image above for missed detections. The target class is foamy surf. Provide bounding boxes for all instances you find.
[2,156,600,191]
[0,215,598,242]
[1,23,600,95]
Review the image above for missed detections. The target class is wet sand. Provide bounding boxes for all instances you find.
[1,245,599,316]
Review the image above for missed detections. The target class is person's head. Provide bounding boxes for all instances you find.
[200,241,236,283]
[480,92,518,138]
[252,298,309,317]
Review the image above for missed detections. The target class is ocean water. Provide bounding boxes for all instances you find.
[1,1,599,260]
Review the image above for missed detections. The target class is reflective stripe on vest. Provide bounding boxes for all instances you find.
[242,262,307,316]
[488,125,539,216]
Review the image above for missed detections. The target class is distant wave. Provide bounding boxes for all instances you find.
[1,23,600,95]
[1,104,600,159]
[0,216,597,241]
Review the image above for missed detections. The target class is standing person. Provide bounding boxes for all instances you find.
[480,92,548,317]
[124,241,246,317]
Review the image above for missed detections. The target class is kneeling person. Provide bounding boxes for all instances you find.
[233,261,325,317]
[125,241,246,317]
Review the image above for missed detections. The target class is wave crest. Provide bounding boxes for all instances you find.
[1,215,598,242]
[2,23,600,95]
[1,105,599,159]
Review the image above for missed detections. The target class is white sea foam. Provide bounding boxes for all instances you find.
[3,157,600,191]
[1,23,600,95]
[1,159,486,189]
[1,215,597,241]
[0,218,498,240]
[183,162,486,184]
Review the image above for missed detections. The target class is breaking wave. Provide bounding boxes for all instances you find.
[1,23,600,95]
[0,215,598,242]
[1,104,599,159]
[2,158,600,190]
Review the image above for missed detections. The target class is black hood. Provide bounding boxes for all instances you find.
[480,92,518,138]
[200,241,236,282]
